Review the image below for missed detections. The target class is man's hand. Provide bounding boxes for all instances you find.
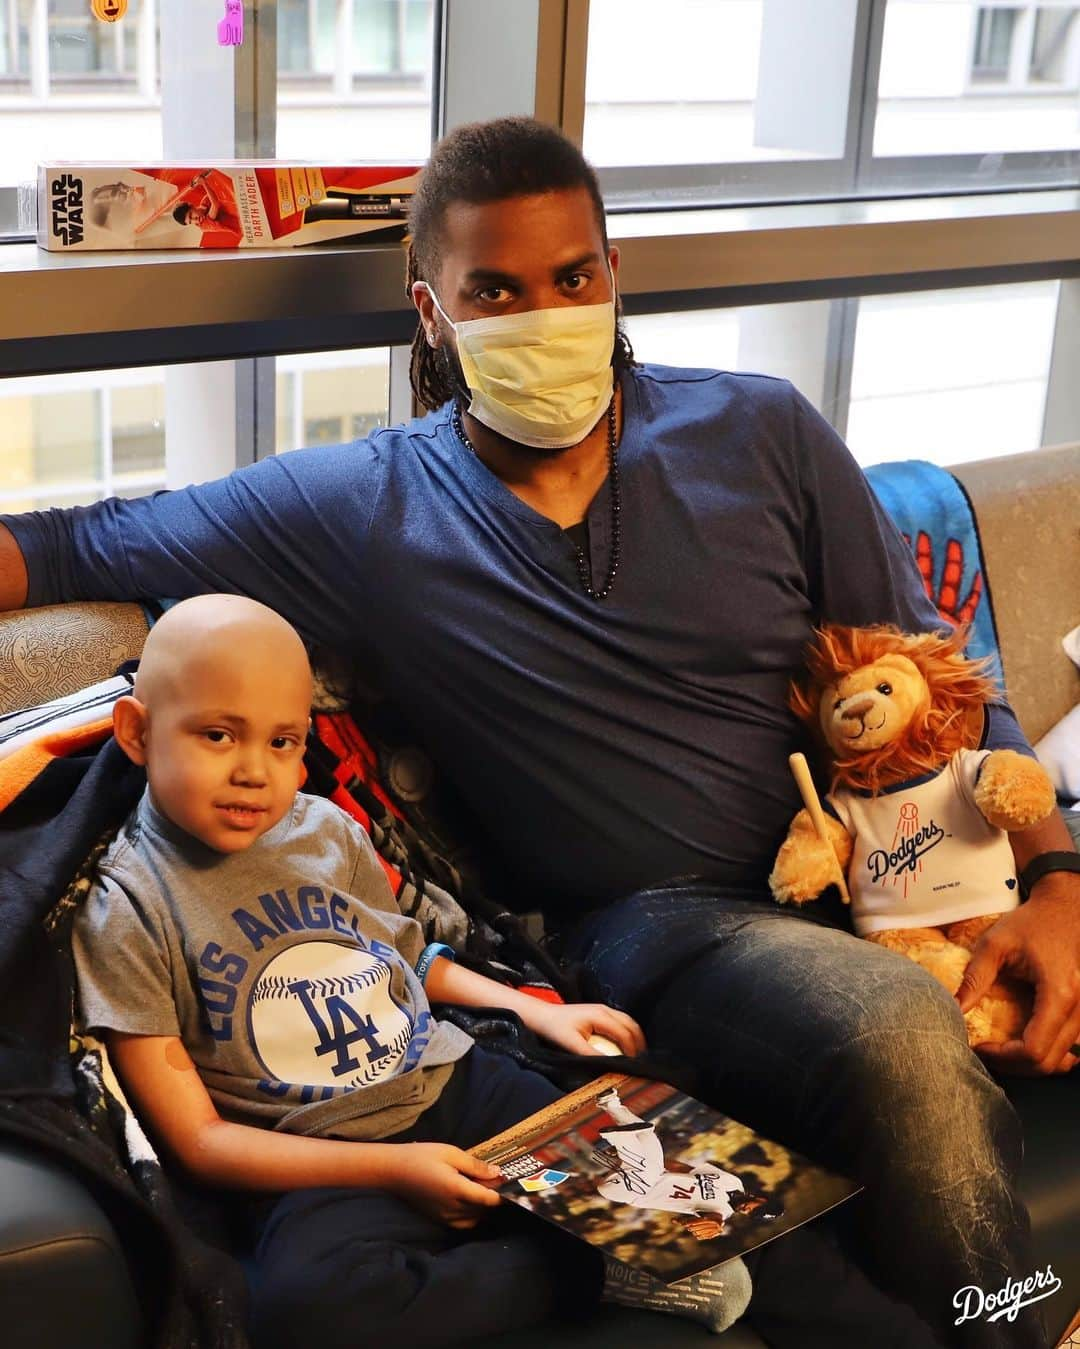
[957,874,1080,1074]
[522,1001,647,1058]
[387,1142,504,1229]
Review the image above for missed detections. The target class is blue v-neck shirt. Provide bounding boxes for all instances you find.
[5,365,1026,912]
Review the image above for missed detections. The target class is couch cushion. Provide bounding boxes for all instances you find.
[0,1142,142,1349]
[953,444,1080,744]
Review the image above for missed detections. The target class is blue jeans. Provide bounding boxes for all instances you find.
[564,883,1049,1348]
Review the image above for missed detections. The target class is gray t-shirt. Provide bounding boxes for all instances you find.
[73,789,472,1141]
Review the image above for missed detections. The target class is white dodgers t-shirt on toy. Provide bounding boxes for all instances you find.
[826,749,1021,937]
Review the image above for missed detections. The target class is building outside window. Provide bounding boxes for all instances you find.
[278,0,431,83]
[49,0,138,83]
[0,0,31,85]
[972,5,1021,80]
[0,348,392,512]
[970,3,1080,86]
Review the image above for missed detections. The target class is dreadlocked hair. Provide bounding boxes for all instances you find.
[406,116,635,411]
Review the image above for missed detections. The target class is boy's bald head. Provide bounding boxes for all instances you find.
[134,594,312,708]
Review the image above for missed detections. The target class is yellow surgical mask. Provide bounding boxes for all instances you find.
[426,289,616,450]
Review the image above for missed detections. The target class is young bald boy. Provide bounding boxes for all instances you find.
[71,595,751,1347]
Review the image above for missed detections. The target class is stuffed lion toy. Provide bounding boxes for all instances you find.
[769,624,1057,1047]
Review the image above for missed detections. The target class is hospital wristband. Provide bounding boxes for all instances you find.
[415,942,455,984]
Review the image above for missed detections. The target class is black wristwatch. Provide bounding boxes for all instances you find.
[1018,851,1080,898]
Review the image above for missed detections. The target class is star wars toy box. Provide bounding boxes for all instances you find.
[35,161,421,251]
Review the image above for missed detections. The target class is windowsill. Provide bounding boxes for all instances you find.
[2,188,1079,375]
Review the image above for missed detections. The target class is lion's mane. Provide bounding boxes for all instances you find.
[789,624,998,794]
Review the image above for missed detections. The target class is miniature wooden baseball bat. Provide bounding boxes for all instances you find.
[788,751,852,905]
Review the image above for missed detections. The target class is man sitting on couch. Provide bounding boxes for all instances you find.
[1,116,1077,1347]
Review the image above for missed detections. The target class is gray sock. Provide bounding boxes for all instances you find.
[602,1254,753,1335]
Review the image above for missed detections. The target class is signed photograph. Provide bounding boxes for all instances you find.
[473,1074,860,1285]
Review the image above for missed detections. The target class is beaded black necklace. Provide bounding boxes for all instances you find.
[451,398,621,601]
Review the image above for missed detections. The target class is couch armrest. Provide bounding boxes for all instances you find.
[953,445,1080,743]
[0,1140,142,1349]
[0,603,148,718]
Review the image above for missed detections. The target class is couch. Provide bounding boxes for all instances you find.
[1,444,1078,1349]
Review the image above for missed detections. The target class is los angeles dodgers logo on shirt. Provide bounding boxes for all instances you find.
[248,942,413,1091]
[866,801,945,900]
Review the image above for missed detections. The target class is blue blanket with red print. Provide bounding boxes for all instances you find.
[865,459,1004,688]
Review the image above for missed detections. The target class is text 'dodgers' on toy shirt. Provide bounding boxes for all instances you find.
[72,791,472,1141]
[826,749,1021,937]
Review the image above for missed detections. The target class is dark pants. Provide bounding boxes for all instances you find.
[565,882,1050,1349]
[247,1047,603,1349]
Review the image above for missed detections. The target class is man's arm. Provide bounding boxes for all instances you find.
[109,1032,503,1226]
[0,440,384,644]
[791,388,945,637]
[0,522,28,611]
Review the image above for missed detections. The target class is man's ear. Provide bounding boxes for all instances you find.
[113,695,149,765]
[608,245,621,289]
[411,279,440,346]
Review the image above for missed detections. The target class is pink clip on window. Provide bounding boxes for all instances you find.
[218,0,244,47]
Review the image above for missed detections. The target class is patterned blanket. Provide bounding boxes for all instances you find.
[865,459,1004,686]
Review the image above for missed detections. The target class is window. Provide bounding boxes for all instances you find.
[846,282,1061,464]
[50,0,138,83]
[623,301,838,420]
[586,0,1080,206]
[0,0,31,87]
[968,4,1080,87]
[972,6,1021,80]
[584,1,784,169]
[0,0,437,213]
[622,280,1071,468]
[278,0,431,82]
[0,0,161,190]
[276,0,435,161]
[0,1,432,505]
[874,2,1080,157]
[0,367,164,514]
[353,0,431,77]
[275,349,391,456]
[0,349,393,514]
[1030,5,1080,81]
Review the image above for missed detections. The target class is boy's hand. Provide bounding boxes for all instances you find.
[388,1143,504,1229]
[524,1002,647,1057]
